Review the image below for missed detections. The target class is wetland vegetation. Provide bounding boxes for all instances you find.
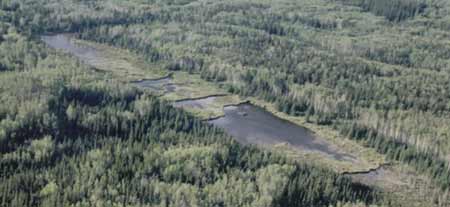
[1,0,450,206]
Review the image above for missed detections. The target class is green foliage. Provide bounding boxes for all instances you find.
[29,136,54,161]
[0,25,44,71]
[0,17,380,207]
[0,69,379,206]
[70,0,450,156]
[2,0,450,206]
[341,122,450,190]
[342,0,429,21]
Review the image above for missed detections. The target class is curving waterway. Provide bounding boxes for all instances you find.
[42,34,357,163]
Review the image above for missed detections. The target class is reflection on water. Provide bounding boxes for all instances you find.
[42,34,356,163]
[42,34,177,93]
[209,103,356,161]
[41,34,101,66]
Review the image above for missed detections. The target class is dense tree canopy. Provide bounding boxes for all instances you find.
[0,1,386,207]
[1,0,450,206]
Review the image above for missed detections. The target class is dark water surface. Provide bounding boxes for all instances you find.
[42,34,355,162]
[41,34,101,66]
[42,34,177,92]
[209,104,356,161]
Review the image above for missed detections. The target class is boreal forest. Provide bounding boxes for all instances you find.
[1,0,450,206]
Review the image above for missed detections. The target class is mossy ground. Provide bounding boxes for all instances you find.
[72,38,168,81]
[73,36,385,172]
[70,37,448,206]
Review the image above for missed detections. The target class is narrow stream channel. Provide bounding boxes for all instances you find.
[131,77,177,93]
[42,34,358,164]
[173,95,226,109]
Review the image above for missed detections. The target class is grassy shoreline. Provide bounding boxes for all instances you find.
[72,35,386,173]
[44,34,450,206]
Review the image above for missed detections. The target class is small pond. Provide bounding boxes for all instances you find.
[209,103,356,162]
